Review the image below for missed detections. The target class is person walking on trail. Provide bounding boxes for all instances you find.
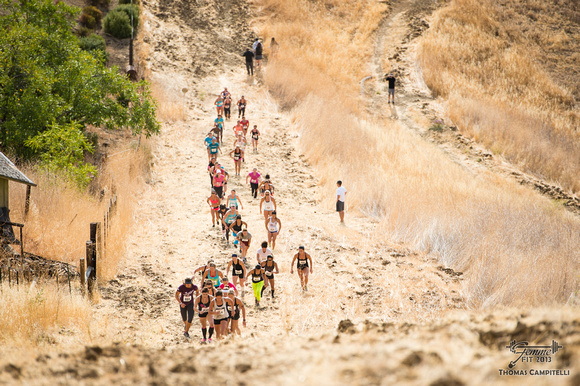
[269,37,280,58]
[265,211,282,249]
[233,120,244,137]
[203,262,224,288]
[210,290,234,340]
[336,180,347,223]
[246,168,261,199]
[247,264,266,306]
[208,137,221,161]
[237,96,247,118]
[250,125,260,153]
[230,146,244,175]
[386,73,396,104]
[227,290,246,335]
[258,175,275,196]
[207,189,221,227]
[212,168,226,198]
[176,278,199,338]
[224,95,232,120]
[236,228,253,260]
[219,277,238,296]
[261,254,279,299]
[290,246,313,291]
[240,116,250,137]
[193,259,214,286]
[222,205,240,244]
[221,87,231,100]
[215,94,225,116]
[242,48,254,76]
[256,241,273,264]
[226,253,247,296]
[233,133,247,163]
[229,214,247,252]
[259,190,276,220]
[253,38,264,70]
[195,287,214,343]
[226,190,244,211]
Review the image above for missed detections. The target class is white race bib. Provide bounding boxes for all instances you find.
[183,295,192,302]
[235,269,242,275]
[266,271,273,276]
[201,307,209,313]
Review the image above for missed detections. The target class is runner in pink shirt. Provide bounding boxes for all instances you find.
[246,168,261,199]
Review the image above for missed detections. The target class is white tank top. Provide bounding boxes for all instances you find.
[268,217,278,232]
[263,198,274,211]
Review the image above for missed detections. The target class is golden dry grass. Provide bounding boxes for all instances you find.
[419,0,580,192]
[8,141,151,280]
[255,0,580,308]
[0,283,90,344]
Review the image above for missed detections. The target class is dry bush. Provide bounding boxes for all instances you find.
[418,0,580,192]
[255,0,580,308]
[9,142,151,280]
[0,283,90,344]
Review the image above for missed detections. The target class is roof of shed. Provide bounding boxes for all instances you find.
[0,152,36,186]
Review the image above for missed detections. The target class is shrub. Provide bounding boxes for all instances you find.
[78,33,106,52]
[78,13,96,29]
[115,4,140,29]
[103,9,131,39]
[76,26,92,37]
[82,6,103,24]
[88,0,110,8]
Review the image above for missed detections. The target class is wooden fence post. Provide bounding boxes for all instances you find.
[80,258,86,296]
[85,240,96,297]
[24,185,31,217]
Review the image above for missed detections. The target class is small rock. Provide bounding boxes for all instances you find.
[402,352,422,367]
[235,363,252,373]
[4,364,21,379]
[337,319,356,334]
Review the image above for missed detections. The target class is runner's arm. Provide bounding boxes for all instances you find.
[259,198,264,213]
[274,262,280,274]
[237,195,244,210]
[307,254,313,273]
[278,219,282,232]
[226,261,232,276]
[290,255,297,274]
[272,197,277,211]
[175,290,182,305]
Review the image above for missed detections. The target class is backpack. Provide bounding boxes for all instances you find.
[255,42,263,56]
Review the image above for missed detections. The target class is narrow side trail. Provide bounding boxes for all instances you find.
[366,0,580,215]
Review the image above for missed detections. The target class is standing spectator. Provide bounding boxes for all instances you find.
[336,180,347,223]
[269,37,280,58]
[243,48,254,76]
[386,73,396,104]
[253,38,264,71]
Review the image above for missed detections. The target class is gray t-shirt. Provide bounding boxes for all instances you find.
[238,232,252,242]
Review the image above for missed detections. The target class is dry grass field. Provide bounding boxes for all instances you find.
[419,0,580,192]
[255,0,580,308]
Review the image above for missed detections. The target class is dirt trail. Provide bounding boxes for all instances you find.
[1,1,578,384]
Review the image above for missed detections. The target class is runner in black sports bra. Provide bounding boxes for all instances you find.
[227,291,246,335]
[290,246,313,291]
[227,253,247,297]
[195,288,214,343]
[261,255,280,299]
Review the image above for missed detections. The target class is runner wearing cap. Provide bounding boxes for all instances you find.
[259,190,277,220]
[260,255,279,299]
[256,241,273,264]
[236,228,252,260]
[227,289,246,335]
[247,264,265,306]
[175,278,199,338]
[195,287,214,343]
[210,290,234,339]
[290,246,313,291]
[265,211,282,249]
[226,253,247,296]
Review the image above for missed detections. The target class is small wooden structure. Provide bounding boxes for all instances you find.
[0,152,36,246]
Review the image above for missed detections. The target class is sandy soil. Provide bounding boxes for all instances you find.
[0,0,578,385]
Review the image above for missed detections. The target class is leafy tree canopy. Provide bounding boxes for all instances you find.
[0,0,159,185]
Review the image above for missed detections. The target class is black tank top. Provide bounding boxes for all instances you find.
[198,295,211,312]
[232,220,243,232]
[232,259,244,276]
[251,270,263,283]
[264,261,275,276]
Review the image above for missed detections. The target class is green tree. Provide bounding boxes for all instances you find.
[0,0,159,182]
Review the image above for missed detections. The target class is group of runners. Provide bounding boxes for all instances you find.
[177,84,316,342]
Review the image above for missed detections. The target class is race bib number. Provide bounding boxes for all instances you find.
[253,277,261,283]
[218,309,227,318]
[235,270,242,275]
[201,307,209,313]
[266,271,273,276]
[183,295,192,302]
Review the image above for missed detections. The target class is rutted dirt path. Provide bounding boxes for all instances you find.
[1,1,579,384]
